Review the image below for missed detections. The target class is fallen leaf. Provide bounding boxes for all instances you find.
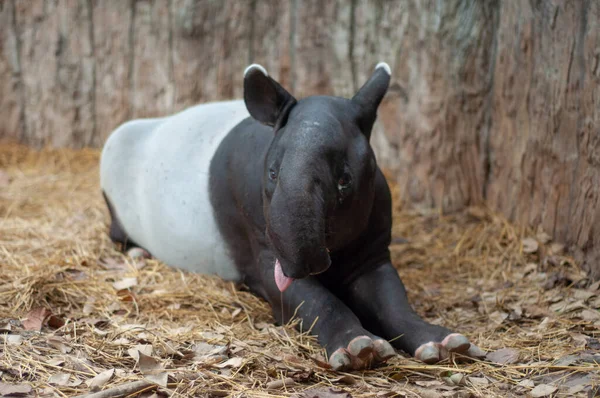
[550,299,585,313]
[522,237,539,253]
[489,311,509,325]
[48,372,71,386]
[0,322,11,332]
[214,357,243,368]
[517,379,535,388]
[266,377,296,390]
[0,382,32,396]
[127,344,153,361]
[292,387,352,398]
[47,337,72,354]
[486,348,520,364]
[231,308,242,318]
[112,277,137,290]
[48,358,65,367]
[332,375,356,385]
[87,369,114,391]
[1,335,22,346]
[47,315,65,329]
[22,307,51,331]
[530,384,557,397]
[578,309,600,321]
[468,377,489,386]
[138,352,168,388]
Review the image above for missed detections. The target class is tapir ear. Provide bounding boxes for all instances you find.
[243,64,297,129]
[352,62,392,139]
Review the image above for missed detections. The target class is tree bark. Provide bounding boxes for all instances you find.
[1,0,599,277]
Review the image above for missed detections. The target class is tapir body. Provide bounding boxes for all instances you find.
[100,63,483,370]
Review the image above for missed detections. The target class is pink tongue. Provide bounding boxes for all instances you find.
[274,259,294,292]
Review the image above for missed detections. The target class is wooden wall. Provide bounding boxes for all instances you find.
[1,0,599,277]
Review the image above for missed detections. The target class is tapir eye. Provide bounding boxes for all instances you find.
[269,168,278,181]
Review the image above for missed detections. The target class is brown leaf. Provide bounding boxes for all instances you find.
[47,315,65,329]
[522,237,539,254]
[22,307,51,331]
[0,382,32,396]
[530,384,557,397]
[87,369,114,391]
[486,348,520,364]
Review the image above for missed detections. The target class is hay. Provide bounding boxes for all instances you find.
[0,143,598,398]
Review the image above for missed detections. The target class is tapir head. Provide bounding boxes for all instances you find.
[243,62,391,291]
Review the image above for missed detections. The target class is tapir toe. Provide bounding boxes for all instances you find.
[328,335,395,371]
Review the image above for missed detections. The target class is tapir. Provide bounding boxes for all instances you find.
[99,62,483,370]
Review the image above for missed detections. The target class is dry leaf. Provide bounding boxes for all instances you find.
[266,377,296,390]
[486,348,520,364]
[22,307,51,331]
[468,377,489,386]
[530,384,557,397]
[112,277,137,290]
[578,309,600,321]
[293,386,352,398]
[47,315,65,329]
[489,311,508,325]
[47,337,72,354]
[0,382,32,396]
[48,372,71,386]
[127,344,153,361]
[214,357,243,368]
[522,237,539,253]
[1,335,22,346]
[138,352,168,388]
[517,379,535,388]
[87,368,114,390]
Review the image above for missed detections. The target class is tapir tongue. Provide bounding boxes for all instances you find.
[274,258,294,292]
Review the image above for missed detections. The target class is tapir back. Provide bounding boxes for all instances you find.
[100,100,251,281]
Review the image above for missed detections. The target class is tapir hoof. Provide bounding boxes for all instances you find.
[414,333,485,363]
[328,336,395,371]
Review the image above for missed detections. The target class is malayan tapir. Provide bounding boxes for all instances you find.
[99,62,484,370]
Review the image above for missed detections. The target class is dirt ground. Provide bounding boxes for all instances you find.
[0,144,599,398]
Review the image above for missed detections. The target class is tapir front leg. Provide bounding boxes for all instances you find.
[252,251,395,371]
[342,262,486,363]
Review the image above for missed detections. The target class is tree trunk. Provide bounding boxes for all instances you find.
[1,0,599,277]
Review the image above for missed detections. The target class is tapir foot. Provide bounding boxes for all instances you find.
[328,335,395,371]
[414,333,486,364]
